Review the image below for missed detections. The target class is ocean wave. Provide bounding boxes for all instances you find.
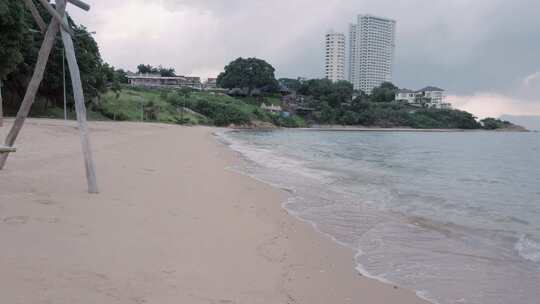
[216,129,540,304]
[217,130,334,183]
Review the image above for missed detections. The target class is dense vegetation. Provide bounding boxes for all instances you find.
[479,117,520,130]
[282,79,482,129]
[217,58,279,95]
[0,0,26,81]
[0,0,125,116]
[96,87,306,128]
[136,64,176,77]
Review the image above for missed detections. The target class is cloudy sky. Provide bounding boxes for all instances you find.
[67,0,540,118]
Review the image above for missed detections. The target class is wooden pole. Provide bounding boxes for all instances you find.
[67,0,91,11]
[58,0,98,194]
[22,0,47,33]
[0,0,66,169]
[37,0,74,36]
[0,79,3,128]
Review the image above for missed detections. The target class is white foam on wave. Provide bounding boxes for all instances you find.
[217,130,334,183]
[515,235,540,263]
[216,130,441,304]
[218,130,540,304]
[354,248,442,304]
[353,249,393,285]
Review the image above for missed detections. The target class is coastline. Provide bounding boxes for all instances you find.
[0,119,427,303]
[232,125,529,132]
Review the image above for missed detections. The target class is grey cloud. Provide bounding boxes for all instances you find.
[72,0,540,110]
[160,0,247,14]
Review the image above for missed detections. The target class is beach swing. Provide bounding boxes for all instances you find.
[0,0,98,193]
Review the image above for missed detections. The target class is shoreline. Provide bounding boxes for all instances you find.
[0,119,427,303]
[234,125,529,132]
[230,126,468,132]
[216,128,438,303]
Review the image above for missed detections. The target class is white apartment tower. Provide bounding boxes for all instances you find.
[349,14,396,94]
[324,31,346,82]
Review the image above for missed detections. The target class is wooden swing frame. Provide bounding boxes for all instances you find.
[0,0,98,193]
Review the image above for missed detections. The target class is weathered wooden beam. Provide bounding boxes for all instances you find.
[0,80,3,128]
[37,0,74,36]
[0,146,16,153]
[67,0,90,11]
[58,0,98,194]
[0,0,66,170]
[22,0,47,33]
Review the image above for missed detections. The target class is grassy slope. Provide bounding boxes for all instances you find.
[98,89,207,125]
[30,88,306,127]
[97,88,299,127]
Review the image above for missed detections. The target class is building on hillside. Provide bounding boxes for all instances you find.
[324,30,346,82]
[396,86,451,109]
[260,103,283,113]
[396,88,416,103]
[127,74,180,88]
[278,83,293,95]
[127,74,202,89]
[183,77,202,89]
[349,14,396,94]
[204,78,218,90]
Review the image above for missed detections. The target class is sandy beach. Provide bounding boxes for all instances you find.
[0,119,427,304]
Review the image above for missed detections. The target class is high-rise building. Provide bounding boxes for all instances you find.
[349,14,396,94]
[324,31,346,82]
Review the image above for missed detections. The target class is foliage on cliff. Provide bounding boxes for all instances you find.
[0,0,125,115]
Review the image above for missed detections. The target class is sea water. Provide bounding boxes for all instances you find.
[218,130,540,304]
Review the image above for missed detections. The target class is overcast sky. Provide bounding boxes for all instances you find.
[68,0,540,118]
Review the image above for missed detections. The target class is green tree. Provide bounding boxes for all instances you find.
[325,80,354,107]
[114,68,128,83]
[0,1,132,117]
[217,57,278,96]
[296,79,353,108]
[298,78,333,99]
[408,109,481,129]
[111,80,122,98]
[0,0,26,79]
[278,78,303,91]
[480,117,513,130]
[158,66,176,77]
[0,0,26,120]
[137,64,157,74]
[370,82,398,102]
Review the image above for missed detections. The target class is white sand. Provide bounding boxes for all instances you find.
[0,119,427,304]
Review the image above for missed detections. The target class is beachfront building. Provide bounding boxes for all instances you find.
[324,31,346,82]
[349,14,396,94]
[127,74,203,90]
[396,86,451,109]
